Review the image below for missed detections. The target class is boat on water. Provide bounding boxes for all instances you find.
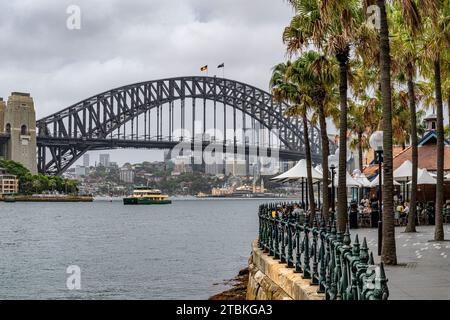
[123,186,172,205]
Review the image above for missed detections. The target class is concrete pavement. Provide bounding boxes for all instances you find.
[352,225,450,300]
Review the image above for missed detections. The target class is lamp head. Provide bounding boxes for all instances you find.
[328,154,338,168]
[369,131,384,151]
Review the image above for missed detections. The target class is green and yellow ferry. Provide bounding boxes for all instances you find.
[123,186,172,205]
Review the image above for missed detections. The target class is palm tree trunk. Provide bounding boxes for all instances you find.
[378,0,397,265]
[336,48,350,232]
[318,104,330,222]
[358,132,364,202]
[303,115,316,224]
[434,58,445,241]
[448,92,450,139]
[405,73,417,233]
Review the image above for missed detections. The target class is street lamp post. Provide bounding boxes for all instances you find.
[330,164,336,220]
[370,131,384,257]
[376,147,383,256]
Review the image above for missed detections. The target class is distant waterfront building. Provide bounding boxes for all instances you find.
[83,154,90,167]
[0,168,19,194]
[172,156,192,175]
[99,154,110,167]
[120,165,135,183]
[74,165,88,177]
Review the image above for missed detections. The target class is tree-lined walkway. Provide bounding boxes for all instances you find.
[357,226,450,299]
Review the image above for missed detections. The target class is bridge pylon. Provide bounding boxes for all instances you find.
[0,92,37,174]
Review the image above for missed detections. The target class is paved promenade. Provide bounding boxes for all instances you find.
[353,225,450,300]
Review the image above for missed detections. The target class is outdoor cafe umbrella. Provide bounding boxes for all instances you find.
[393,160,413,181]
[369,172,401,188]
[407,168,437,204]
[271,159,323,210]
[393,160,414,200]
[407,168,437,185]
[330,170,362,187]
[271,159,323,182]
[315,164,323,174]
[353,172,372,188]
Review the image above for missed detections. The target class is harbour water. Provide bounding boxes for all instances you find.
[0,198,273,299]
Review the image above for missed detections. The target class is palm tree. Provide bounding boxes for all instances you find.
[373,0,441,262]
[298,51,339,222]
[270,58,318,222]
[421,2,449,241]
[376,0,398,265]
[283,0,364,232]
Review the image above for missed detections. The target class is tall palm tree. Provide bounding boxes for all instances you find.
[421,2,449,241]
[284,0,364,232]
[373,0,440,262]
[376,0,397,265]
[391,23,419,232]
[270,60,316,220]
[299,51,339,222]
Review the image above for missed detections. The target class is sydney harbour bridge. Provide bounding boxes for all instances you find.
[35,76,330,175]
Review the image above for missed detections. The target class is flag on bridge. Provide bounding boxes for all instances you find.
[200,65,208,72]
[217,63,224,68]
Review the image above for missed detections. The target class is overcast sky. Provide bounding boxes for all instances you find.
[0,0,297,165]
[0,0,294,116]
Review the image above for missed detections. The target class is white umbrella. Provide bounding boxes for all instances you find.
[354,172,372,188]
[407,168,437,185]
[315,164,323,174]
[393,160,413,181]
[445,173,450,180]
[369,172,401,188]
[271,159,323,182]
[331,171,362,187]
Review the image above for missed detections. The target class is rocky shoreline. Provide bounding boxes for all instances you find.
[209,267,249,300]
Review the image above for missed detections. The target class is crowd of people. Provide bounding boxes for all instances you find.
[265,198,450,229]
[358,197,450,227]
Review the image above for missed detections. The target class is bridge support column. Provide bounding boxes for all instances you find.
[1,92,37,174]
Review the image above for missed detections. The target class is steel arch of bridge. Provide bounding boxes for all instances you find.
[36,76,326,175]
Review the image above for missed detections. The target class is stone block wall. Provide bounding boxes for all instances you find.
[246,240,325,300]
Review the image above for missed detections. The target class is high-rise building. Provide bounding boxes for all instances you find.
[99,154,110,167]
[83,154,90,167]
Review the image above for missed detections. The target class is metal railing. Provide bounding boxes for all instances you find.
[258,203,389,300]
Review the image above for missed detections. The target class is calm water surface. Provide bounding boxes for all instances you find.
[0,199,268,299]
